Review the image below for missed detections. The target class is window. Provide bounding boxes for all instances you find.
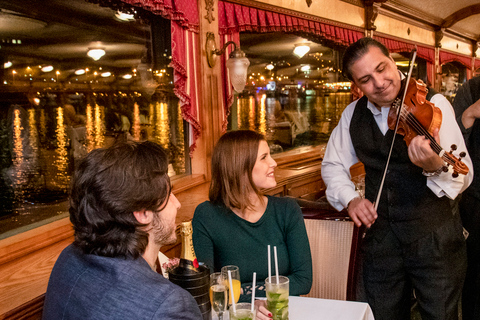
[228,33,352,154]
[0,0,187,238]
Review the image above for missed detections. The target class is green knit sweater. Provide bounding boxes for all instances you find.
[192,196,312,302]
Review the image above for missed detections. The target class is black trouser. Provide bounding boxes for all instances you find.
[362,217,467,320]
[459,194,480,320]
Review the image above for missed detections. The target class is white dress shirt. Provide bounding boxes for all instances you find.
[321,92,474,211]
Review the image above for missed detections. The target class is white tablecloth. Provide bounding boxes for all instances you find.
[289,296,374,320]
[212,296,374,320]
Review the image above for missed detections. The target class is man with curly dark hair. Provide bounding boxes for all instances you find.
[43,141,201,320]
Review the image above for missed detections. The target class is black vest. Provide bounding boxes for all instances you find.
[349,96,454,243]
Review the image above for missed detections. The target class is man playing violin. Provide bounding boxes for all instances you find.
[322,37,473,320]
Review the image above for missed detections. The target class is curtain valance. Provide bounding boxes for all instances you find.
[121,0,199,31]
[475,58,480,70]
[373,36,435,63]
[439,50,472,68]
[218,1,363,46]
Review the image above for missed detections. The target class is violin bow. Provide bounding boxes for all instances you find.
[374,48,417,211]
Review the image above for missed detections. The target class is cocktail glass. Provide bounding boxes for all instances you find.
[221,265,241,304]
[229,302,255,320]
[210,272,228,320]
[265,275,289,320]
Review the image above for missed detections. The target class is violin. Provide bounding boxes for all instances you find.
[387,78,469,177]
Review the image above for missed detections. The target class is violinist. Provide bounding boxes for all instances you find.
[321,37,473,320]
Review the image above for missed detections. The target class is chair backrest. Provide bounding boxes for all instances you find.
[295,197,362,301]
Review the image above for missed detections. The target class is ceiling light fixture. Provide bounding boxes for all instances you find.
[87,48,106,61]
[4,61,12,69]
[206,32,250,93]
[101,72,112,77]
[75,69,86,75]
[300,65,311,72]
[41,65,54,72]
[293,44,310,58]
[115,10,135,21]
[266,64,274,70]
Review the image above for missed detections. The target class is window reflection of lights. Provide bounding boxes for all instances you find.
[87,48,106,61]
[300,65,311,72]
[293,44,310,58]
[115,10,135,21]
[101,72,112,77]
[266,64,274,70]
[75,69,86,75]
[122,74,133,79]
[41,65,54,72]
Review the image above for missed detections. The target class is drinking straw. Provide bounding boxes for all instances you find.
[274,246,279,285]
[251,272,256,313]
[267,245,271,282]
[228,270,236,313]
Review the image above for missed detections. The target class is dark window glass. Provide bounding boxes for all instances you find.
[0,0,186,238]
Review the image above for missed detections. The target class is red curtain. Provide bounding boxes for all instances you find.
[121,0,201,152]
[218,1,363,44]
[475,58,480,71]
[373,36,435,63]
[439,50,472,68]
[121,0,199,31]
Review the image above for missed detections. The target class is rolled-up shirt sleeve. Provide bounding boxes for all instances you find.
[425,94,473,199]
[321,102,362,211]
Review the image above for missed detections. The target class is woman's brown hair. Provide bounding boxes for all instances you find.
[209,130,265,211]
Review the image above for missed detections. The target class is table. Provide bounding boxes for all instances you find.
[289,296,374,320]
[212,296,374,320]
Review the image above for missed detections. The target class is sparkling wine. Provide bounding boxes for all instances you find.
[178,220,199,273]
[210,284,228,313]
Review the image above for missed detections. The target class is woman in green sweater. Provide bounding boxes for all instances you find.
[192,130,312,319]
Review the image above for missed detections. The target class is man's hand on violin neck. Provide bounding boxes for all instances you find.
[347,197,377,228]
[408,133,444,172]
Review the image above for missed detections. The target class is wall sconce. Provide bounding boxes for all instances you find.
[293,44,310,58]
[87,48,106,61]
[206,32,250,93]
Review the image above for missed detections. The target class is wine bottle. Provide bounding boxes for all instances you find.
[177,220,200,273]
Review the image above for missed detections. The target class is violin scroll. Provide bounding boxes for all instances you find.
[444,145,469,178]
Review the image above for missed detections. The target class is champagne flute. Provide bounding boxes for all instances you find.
[210,272,228,320]
[221,265,241,304]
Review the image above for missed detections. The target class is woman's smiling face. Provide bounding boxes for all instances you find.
[252,140,277,190]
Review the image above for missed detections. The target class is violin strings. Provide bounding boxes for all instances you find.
[399,109,456,166]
